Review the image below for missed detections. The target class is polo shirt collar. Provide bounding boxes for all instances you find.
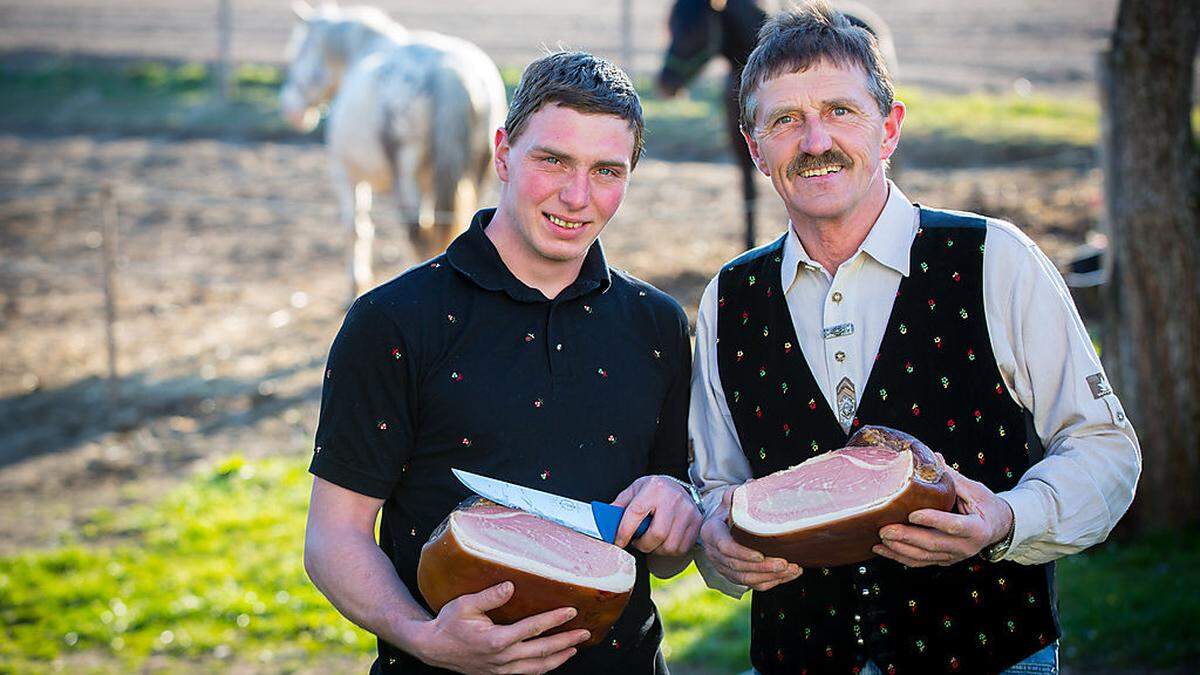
[446,208,612,303]
[780,180,917,291]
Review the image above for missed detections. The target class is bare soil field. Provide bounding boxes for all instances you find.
[0,0,1118,94]
[0,131,1100,554]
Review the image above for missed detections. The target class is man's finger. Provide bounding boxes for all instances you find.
[615,495,657,549]
[636,495,679,552]
[715,552,791,574]
[751,567,802,592]
[498,646,580,675]
[492,606,578,647]
[908,508,972,535]
[663,516,701,555]
[610,484,636,509]
[873,543,925,567]
[877,538,957,563]
[882,523,965,552]
[499,628,590,663]
[458,581,514,613]
[712,529,768,563]
[720,565,801,588]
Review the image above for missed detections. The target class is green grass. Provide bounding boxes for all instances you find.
[0,456,373,673]
[0,59,292,137]
[2,454,1196,672]
[898,86,1101,147]
[1057,527,1200,667]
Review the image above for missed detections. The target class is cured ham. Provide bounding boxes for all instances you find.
[730,426,956,567]
[417,498,635,646]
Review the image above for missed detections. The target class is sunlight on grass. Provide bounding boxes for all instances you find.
[897,86,1101,147]
[0,456,372,671]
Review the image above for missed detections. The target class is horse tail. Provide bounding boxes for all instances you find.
[429,57,479,227]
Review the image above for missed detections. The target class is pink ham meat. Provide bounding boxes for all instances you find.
[417,498,635,647]
[730,426,956,567]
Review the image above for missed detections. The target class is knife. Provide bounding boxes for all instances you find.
[452,468,651,545]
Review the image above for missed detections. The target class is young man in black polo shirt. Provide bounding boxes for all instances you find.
[304,51,704,674]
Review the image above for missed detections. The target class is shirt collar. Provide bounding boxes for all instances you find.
[780,181,918,291]
[446,208,612,303]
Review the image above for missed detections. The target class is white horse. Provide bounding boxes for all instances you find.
[281,2,507,300]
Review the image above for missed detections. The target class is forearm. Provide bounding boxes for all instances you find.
[305,530,430,655]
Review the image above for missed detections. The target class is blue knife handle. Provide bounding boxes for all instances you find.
[592,501,652,545]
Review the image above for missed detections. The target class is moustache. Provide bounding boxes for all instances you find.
[787,150,853,179]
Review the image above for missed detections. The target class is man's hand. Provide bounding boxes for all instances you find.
[410,581,590,674]
[873,461,1014,567]
[699,485,801,591]
[611,475,703,557]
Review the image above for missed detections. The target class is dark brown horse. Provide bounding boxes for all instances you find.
[658,0,896,249]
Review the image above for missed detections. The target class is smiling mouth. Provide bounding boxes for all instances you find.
[545,212,586,230]
[799,165,843,178]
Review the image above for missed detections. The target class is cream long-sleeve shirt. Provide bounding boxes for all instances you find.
[690,183,1141,586]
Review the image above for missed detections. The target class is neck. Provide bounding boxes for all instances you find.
[790,177,890,276]
[485,207,587,300]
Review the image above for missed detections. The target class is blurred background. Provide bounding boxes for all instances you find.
[1,1,1196,673]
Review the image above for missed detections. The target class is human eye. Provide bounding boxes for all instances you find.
[543,155,561,165]
[773,114,795,126]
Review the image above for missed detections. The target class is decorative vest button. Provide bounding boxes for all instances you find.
[832,291,844,303]
[836,351,847,362]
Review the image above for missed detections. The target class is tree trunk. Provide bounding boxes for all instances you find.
[1099,0,1200,530]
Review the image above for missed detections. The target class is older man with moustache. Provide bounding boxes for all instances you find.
[688,3,1141,674]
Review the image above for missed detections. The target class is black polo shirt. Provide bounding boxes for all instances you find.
[310,209,691,674]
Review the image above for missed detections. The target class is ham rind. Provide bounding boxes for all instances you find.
[730,426,956,567]
[417,498,635,647]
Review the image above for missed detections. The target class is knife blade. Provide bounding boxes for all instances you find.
[452,468,650,545]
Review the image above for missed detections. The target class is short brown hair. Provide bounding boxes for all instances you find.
[504,51,645,168]
[739,1,894,132]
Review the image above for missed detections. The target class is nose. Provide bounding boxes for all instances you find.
[797,117,834,157]
[559,170,590,211]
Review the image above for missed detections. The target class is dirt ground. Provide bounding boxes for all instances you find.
[0,130,1101,555]
[0,0,1118,94]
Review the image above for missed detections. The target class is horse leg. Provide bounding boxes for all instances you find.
[724,70,757,249]
[352,182,375,297]
[740,154,757,249]
[393,145,431,262]
[428,177,473,257]
[333,164,373,303]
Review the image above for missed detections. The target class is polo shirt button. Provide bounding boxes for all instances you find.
[556,343,563,351]
[854,614,861,622]
[858,566,867,574]
[832,291,843,303]
[857,638,864,646]
[861,588,870,596]
[836,351,846,362]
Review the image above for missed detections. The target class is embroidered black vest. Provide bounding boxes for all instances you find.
[715,208,1059,675]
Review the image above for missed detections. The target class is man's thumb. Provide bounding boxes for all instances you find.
[466,581,514,612]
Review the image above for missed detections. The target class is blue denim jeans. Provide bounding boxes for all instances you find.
[751,642,1059,675]
[858,642,1060,675]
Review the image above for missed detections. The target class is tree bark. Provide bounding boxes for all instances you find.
[1099,0,1199,529]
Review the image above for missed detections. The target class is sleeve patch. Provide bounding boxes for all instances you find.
[1086,372,1113,399]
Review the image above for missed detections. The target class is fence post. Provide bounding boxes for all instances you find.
[216,0,233,101]
[100,184,121,408]
[620,0,633,74]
